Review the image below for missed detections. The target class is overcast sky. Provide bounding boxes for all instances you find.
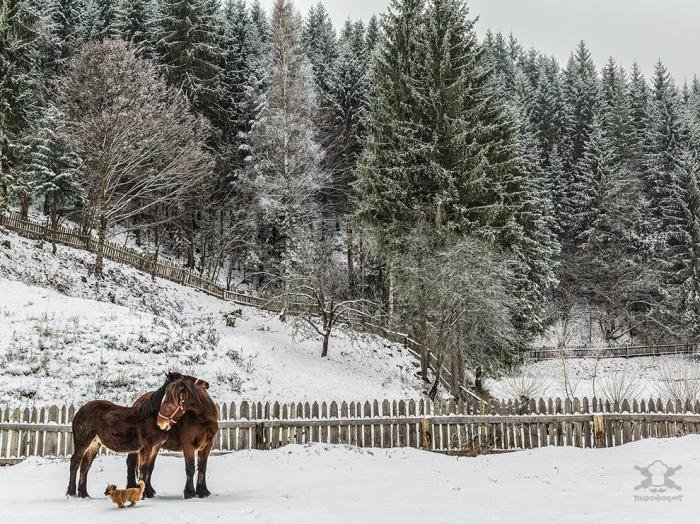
[262,0,700,82]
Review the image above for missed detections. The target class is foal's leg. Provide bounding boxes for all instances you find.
[182,444,197,499]
[67,442,89,497]
[195,442,213,498]
[137,447,158,488]
[77,439,101,498]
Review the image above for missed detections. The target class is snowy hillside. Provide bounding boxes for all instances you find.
[1,437,698,523]
[0,231,429,406]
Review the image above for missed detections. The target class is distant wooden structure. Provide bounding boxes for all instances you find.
[529,343,698,361]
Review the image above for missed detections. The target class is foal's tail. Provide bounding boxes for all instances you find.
[137,480,146,499]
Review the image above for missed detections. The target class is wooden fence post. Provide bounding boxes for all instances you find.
[593,414,605,448]
[420,418,432,451]
[254,422,265,450]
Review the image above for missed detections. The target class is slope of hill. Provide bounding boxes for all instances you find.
[0,230,429,406]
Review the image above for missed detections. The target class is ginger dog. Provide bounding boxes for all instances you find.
[104,480,145,508]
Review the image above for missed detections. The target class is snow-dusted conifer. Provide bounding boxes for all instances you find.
[248,0,325,319]
[117,0,155,58]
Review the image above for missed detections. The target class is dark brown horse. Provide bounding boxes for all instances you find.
[126,374,219,499]
[66,376,197,498]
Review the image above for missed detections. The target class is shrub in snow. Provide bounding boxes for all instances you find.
[499,372,548,401]
[599,372,642,403]
[654,360,700,402]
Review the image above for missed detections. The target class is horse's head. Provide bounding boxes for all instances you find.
[156,379,190,430]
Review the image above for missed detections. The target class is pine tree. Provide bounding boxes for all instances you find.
[645,61,685,235]
[563,41,598,167]
[365,14,380,58]
[572,116,620,249]
[531,56,566,167]
[221,0,265,158]
[249,0,269,50]
[628,62,651,174]
[156,0,223,117]
[302,2,338,103]
[355,0,428,253]
[668,146,700,335]
[571,114,651,340]
[51,0,85,60]
[249,0,325,319]
[117,0,155,58]
[0,0,50,215]
[422,0,517,244]
[81,0,119,42]
[325,31,368,213]
[508,77,559,336]
[23,105,81,251]
[599,58,634,164]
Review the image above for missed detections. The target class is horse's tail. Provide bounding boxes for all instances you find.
[137,480,146,498]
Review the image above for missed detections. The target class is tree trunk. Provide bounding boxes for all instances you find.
[347,226,355,294]
[474,366,483,392]
[359,236,365,293]
[418,294,429,382]
[321,332,330,358]
[280,203,293,323]
[49,196,58,255]
[95,212,107,277]
[0,137,6,220]
[20,193,29,219]
[387,265,395,318]
[185,206,195,269]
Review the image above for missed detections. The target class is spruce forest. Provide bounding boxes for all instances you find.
[2,0,700,390]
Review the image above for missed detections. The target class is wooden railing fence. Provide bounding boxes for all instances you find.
[2,397,699,465]
[529,342,699,361]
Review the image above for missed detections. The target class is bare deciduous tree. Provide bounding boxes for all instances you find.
[396,228,518,396]
[287,237,377,357]
[56,39,214,276]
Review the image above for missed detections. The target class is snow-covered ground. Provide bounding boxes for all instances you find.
[488,354,700,401]
[0,438,698,523]
[0,231,429,406]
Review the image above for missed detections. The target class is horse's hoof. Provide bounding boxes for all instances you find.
[196,487,211,498]
[78,492,90,499]
[144,487,157,498]
[184,489,196,499]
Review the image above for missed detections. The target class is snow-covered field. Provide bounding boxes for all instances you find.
[0,438,698,523]
[0,231,428,406]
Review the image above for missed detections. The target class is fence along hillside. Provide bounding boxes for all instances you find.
[0,211,471,397]
[2,396,700,465]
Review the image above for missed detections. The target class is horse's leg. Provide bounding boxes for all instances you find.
[195,441,213,498]
[142,450,159,498]
[182,443,197,499]
[67,441,89,497]
[126,453,138,488]
[77,438,101,498]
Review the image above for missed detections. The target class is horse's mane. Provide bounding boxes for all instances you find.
[180,378,218,419]
[139,372,180,419]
